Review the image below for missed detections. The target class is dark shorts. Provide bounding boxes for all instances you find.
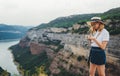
[89,47,106,65]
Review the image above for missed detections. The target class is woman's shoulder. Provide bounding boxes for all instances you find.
[102,28,109,34]
[100,29,110,37]
[101,28,110,41]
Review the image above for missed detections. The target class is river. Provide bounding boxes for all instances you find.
[0,40,20,76]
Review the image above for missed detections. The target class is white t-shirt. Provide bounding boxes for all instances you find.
[91,28,110,47]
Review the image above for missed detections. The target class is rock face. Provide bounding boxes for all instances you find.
[19,36,31,48]
[19,29,90,56]
[19,26,120,60]
[108,35,120,58]
[30,42,48,55]
[49,50,89,76]
[49,27,67,33]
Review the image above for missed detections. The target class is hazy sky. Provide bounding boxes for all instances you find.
[0,0,120,26]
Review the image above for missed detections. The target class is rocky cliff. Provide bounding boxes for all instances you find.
[16,21,120,76]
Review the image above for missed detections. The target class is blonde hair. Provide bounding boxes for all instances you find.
[88,22,104,35]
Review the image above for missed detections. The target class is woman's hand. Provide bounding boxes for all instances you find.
[87,35,108,50]
[87,35,95,40]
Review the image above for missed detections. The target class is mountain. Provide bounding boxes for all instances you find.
[32,7,120,35]
[101,7,120,20]
[9,7,120,76]
[34,7,120,30]
[34,13,101,29]
[100,7,120,35]
[0,24,33,40]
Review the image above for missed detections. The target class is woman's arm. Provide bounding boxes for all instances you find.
[93,39,108,50]
[88,36,108,50]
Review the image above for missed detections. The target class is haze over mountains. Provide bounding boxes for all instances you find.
[0,24,33,40]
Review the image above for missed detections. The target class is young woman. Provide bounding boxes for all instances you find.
[87,17,110,76]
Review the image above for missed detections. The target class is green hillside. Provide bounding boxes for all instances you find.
[35,14,100,29]
[34,7,120,35]
[101,7,120,20]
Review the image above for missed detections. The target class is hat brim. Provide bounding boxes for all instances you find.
[87,21,104,27]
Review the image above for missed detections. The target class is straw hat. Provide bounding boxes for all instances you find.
[87,17,104,26]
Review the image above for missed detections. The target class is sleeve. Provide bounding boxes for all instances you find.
[102,30,110,41]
